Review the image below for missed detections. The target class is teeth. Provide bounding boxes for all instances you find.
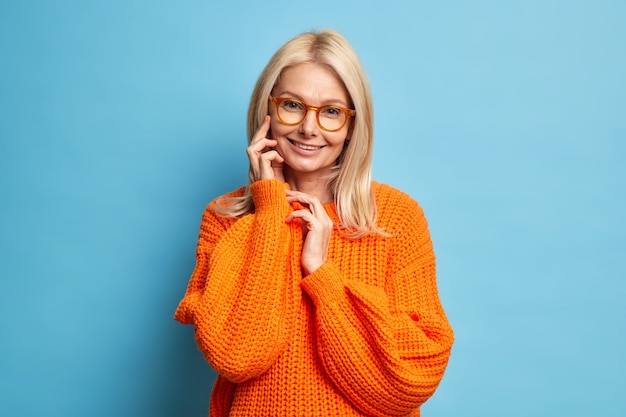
[293,142,321,151]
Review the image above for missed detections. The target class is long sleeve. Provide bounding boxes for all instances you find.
[174,179,301,383]
[300,191,454,416]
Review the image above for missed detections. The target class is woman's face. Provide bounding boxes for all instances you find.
[269,63,351,180]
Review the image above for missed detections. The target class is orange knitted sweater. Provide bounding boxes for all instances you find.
[174,179,454,417]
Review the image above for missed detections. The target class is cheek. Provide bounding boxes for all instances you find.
[268,121,277,139]
[328,132,349,147]
[269,120,289,139]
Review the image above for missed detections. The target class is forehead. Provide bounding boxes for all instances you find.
[274,63,349,104]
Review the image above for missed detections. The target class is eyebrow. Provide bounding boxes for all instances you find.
[274,90,350,108]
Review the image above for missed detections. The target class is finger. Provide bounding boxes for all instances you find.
[259,150,284,168]
[247,116,274,163]
[271,159,285,183]
[258,150,284,181]
[247,116,277,181]
[285,209,316,225]
[248,139,278,162]
[285,205,329,227]
[251,115,272,143]
[249,149,281,182]
[285,191,325,212]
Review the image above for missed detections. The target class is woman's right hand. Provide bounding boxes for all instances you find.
[247,115,285,183]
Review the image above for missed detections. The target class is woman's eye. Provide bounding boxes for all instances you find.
[282,100,304,111]
[322,107,342,117]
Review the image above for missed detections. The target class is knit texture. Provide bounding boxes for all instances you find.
[174,179,454,417]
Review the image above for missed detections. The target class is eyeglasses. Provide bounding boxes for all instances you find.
[269,95,356,132]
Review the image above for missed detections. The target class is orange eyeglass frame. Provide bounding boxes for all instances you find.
[269,95,356,132]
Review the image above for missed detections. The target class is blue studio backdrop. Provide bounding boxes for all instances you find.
[1,1,624,416]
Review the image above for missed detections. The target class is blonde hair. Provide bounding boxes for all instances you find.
[216,29,380,238]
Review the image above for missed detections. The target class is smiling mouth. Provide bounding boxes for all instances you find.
[289,139,324,151]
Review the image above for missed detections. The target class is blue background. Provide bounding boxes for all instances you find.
[1,1,624,416]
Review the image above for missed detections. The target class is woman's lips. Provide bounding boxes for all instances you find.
[288,139,325,152]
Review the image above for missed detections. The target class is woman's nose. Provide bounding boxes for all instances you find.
[299,109,319,136]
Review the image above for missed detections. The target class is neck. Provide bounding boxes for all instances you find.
[285,170,334,204]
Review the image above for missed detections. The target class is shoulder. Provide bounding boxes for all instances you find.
[372,181,428,232]
[200,185,248,225]
[208,185,247,209]
[372,181,424,213]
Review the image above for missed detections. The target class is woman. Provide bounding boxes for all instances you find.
[175,29,454,417]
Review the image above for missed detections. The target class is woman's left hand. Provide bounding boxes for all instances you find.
[285,190,334,276]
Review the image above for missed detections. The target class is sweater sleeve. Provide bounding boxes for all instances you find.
[300,197,454,416]
[174,179,300,383]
